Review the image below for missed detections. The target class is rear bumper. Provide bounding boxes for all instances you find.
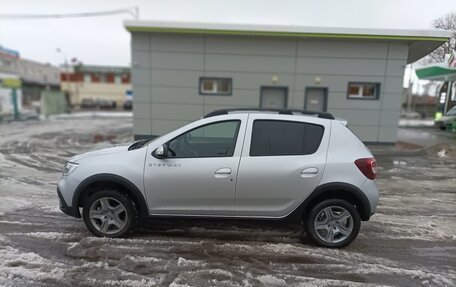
[57,187,80,218]
[360,179,379,217]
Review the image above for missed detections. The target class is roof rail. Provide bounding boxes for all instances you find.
[203,108,335,119]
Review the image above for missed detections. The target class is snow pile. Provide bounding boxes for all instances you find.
[425,143,456,158]
[9,232,74,240]
[0,246,65,284]
[257,275,287,286]
[177,257,203,267]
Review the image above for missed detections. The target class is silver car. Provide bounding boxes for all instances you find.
[57,109,379,248]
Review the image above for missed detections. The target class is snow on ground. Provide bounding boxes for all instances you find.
[0,115,455,286]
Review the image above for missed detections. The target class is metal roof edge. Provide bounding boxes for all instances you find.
[123,20,451,41]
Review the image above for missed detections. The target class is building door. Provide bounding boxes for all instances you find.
[305,87,328,112]
[260,87,287,108]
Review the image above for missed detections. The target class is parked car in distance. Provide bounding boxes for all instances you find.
[123,99,132,110]
[400,110,422,119]
[436,106,456,130]
[80,98,97,109]
[97,99,116,110]
[57,108,379,248]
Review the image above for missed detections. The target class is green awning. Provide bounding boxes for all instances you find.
[415,64,456,81]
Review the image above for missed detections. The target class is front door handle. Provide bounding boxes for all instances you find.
[215,168,232,178]
[301,167,318,177]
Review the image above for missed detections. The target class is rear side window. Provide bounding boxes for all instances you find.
[250,120,324,156]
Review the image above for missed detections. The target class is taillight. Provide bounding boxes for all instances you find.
[355,158,377,180]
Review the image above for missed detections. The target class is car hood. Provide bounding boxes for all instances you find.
[69,144,131,162]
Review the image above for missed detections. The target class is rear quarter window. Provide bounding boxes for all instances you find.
[250,120,324,156]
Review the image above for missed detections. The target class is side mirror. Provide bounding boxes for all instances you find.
[154,144,168,159]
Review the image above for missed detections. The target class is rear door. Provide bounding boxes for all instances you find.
[235,114,330,217]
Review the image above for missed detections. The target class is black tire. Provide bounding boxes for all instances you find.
[439,125,446,131]
[82,189,136,238]
[305,199,360,248]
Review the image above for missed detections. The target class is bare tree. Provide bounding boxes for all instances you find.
[429,12,456,63]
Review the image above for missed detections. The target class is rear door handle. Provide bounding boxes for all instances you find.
[301,167,318,177]
[215,168,232,178]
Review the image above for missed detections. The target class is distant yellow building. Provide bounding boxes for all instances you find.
[60,64,131,108]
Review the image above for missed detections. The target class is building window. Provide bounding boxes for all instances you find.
[347,82,380,100]
[199,77,232,95]
[114,75,121,84]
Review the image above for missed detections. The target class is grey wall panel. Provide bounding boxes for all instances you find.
[384,77,404,94]
[327,108,381,126]
[150,52,204,70]
[132,50,151,69]
[151,70,203,87]
[379,110,401,126]
[130,32,409,143]
[132,68,150,85]
[132,86,151,102]
[133,101,152,118]
[131,33,150,51]
[204,89,262,106]
[151,103,204,121]
[388,42,409,59]
[297,40,388,59]
[326,92,382,110]
[150,34,204,53]
[386,59,406,77]
[205,36,296,56]
[296,57,387,76]
[381,92,403,110]
[151,87,202,104]
[347,125,379,142]
[203,104,253,115]
[134,118,151,134]
[378,126,399,142]
[205,54,295,73]
[151,119,191,136]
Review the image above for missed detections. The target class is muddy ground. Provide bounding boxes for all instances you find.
[0,116,455,287]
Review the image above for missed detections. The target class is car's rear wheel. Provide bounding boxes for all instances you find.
[83,189,136,237]
[305,199,360,248]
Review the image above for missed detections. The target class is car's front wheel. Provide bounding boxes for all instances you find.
[82,189,136,237]
[305,199,360,248]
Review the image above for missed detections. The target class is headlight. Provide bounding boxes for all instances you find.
[63,162,79,176]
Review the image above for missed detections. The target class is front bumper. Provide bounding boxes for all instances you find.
[57,187,80,218]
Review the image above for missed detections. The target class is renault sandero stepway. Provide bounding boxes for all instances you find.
[57,108,379,248]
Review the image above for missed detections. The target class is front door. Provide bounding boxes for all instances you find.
[144,118,246,216]
[260,87,287,108]
[305,87,328,112]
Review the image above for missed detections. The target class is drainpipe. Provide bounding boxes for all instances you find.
[12,87,19,120]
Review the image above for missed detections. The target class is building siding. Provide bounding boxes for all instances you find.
[131,33,408,143]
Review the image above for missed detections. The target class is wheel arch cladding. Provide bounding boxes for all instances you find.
[302,182,372,221]
[72,173,149,218]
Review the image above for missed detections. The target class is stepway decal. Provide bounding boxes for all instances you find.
[150,163,182,168]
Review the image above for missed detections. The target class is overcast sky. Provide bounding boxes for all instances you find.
[0,0,454,67]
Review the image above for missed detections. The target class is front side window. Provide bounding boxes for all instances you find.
[250,120,324,156]
[200,77,232,95]
[347,82,380,100]
[167,120,240,158]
